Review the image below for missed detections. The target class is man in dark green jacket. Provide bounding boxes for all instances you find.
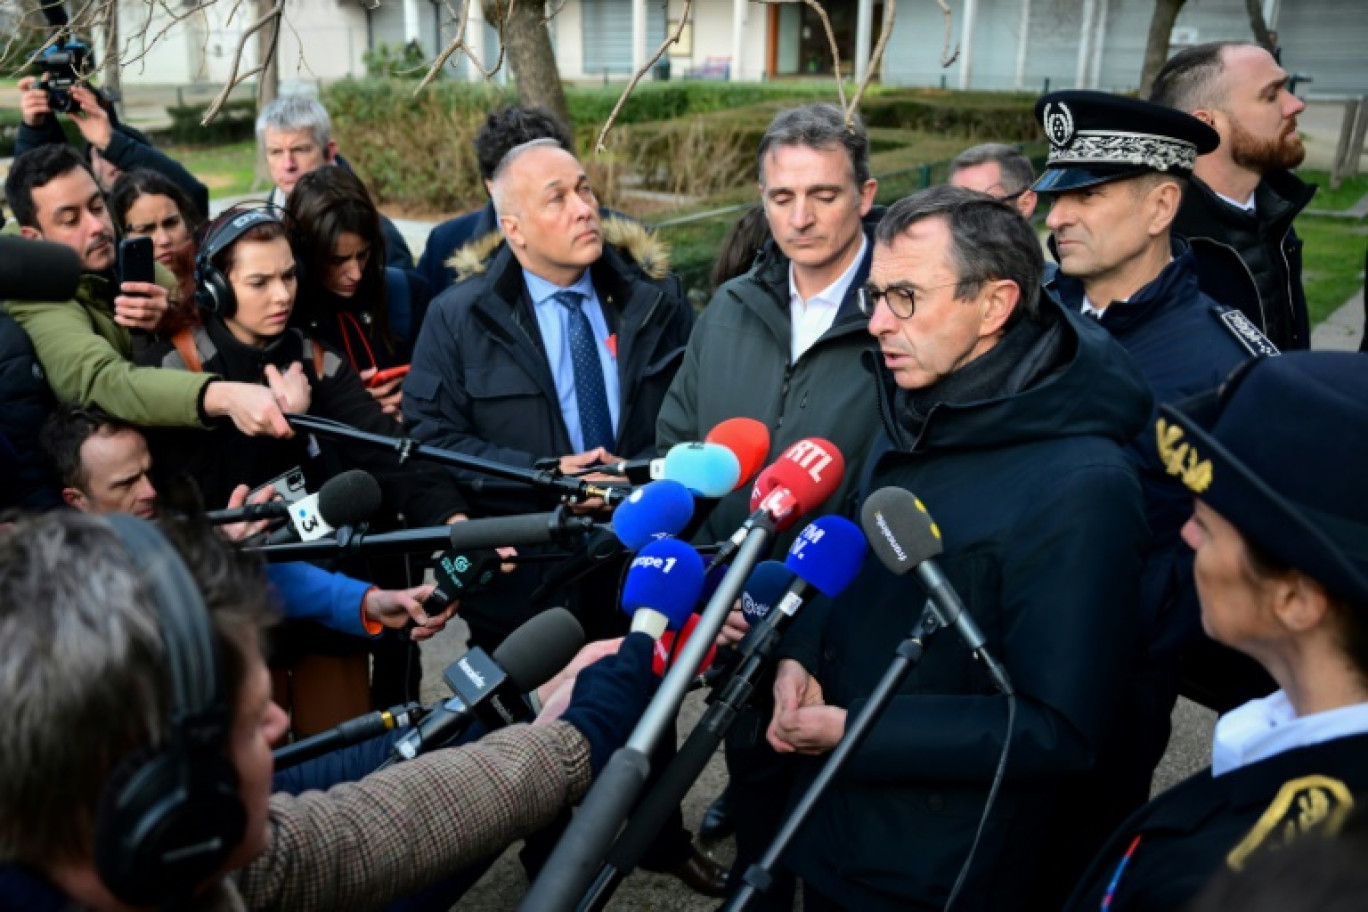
[3,145,297,436]
[656,103,881,905]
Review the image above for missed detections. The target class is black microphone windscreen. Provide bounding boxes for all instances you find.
[493,607,585,692]
[860,487,944,575]
[318,469,383,527]
[0,236,81,303]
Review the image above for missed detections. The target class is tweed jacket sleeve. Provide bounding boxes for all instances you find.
[234,721,591,909]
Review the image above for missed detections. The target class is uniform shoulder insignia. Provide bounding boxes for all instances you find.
[1226,774,1355,872]
[1216,307,1280,358]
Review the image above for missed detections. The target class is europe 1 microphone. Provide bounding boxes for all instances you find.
[386,608,585,764]
[860,487,1014,696]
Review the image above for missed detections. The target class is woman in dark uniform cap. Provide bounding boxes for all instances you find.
[1065,350,1368,911]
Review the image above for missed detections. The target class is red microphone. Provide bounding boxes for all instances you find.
[705,418,771,490]
[652,613,718,678]
[749,438,845,531]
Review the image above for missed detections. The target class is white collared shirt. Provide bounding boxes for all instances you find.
[788,235,867,364]
[1215,189,1257,214]
[1081,295,1106,319]
[1211,689,1368,776]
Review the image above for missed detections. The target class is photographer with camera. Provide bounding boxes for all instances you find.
[17,76,210,218]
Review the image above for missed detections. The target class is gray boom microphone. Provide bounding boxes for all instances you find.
[860,487,1014,695]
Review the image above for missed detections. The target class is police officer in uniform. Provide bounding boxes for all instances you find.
[1029,90,1280,906]
[1064,352,1368,912]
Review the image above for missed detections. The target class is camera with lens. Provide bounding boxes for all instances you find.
[37,39,91,114]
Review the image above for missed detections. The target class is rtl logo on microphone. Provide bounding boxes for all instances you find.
[783,439,836,484]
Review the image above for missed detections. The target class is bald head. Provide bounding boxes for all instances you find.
[493,143,603,286]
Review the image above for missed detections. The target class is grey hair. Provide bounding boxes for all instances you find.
[0,513,271,867]
[256,95,333,148]
[757,103,871,188]
[949,143,1036,195]
[490,137,565,219]
[875,184,1044,324]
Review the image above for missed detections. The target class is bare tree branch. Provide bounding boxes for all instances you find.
[932,0,959,67]
[416,0,510,92]
[847,0,895,124]
[593,0,694,154]
[201,0,282,123]
[753,0,846,110]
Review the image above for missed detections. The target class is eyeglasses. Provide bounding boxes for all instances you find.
[859,280,967,319]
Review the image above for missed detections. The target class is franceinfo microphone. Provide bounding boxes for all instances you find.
[388,608,585,763]
[861,487,1014,696]
[620,538,705,639]
[0,236,81,303]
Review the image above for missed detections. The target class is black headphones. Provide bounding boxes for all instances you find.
[193,206,287,318]
[92,515,246,906]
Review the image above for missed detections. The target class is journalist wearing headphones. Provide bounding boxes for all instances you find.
[0,511,659,909]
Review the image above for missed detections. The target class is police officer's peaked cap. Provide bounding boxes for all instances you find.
[1156,352,1368,610]
[1032,90,1220,193]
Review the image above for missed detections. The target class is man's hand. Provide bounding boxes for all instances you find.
[218,483,281,542]
[768,659,845,755]
[534,637,626,720]
[364,584,448,641]
[17,76,50,128]
[265,363,311,415]
[358,367,404,420]
[114,282,170,331]
[559,447,622,514]
[67,85,114,151]
[204,382,294,438]
[716,604,751,647]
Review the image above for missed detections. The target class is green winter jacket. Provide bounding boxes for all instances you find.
[5,269,213,426]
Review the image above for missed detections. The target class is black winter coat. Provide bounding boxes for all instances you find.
[779,299,1152,911]
[0,312,60,511]
[141,317,465,525]
[1173,171,1315,350]
[1065,732,1368,912]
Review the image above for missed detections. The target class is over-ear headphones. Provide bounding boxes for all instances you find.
[194,206,287,318]
[92,515,246,906]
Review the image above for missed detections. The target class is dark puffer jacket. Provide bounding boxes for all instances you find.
[1173,170,1316,350]
[779,299,1152,911]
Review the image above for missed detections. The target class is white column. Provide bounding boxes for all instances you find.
[957,0,977,90]
[632,0,646,74]
[1074,0,1096,88]
[854,0,874,82]
[1088,0,1108,88]
[466,0,486,82]
[1262,0,1281,31]
[403,0,421,43]
[731,0,745,82]
[1013,0,1031,90]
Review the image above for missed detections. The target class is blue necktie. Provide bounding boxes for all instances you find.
[555,290,615,452]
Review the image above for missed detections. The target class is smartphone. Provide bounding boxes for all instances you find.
[118,236,156,292]
[367,364,411,388]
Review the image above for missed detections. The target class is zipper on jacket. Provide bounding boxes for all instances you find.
[775,363,796,429]
[1279,237,1300,347]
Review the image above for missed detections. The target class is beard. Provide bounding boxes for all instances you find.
[1228,116,1306,173]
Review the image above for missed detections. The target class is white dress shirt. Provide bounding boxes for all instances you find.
[788,235,867,364]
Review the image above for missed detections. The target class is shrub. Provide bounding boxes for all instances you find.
[164,99,256,145]
[363,41,429,80]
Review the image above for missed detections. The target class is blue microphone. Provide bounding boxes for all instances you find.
[740,560,795,627]
[661,442,741,497]
[612,479,695,550]
[621,538,705,639]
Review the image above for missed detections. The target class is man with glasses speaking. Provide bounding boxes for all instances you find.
[767,184,1151,910]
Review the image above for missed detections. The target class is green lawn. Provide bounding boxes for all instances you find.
[1299,169,1368,212]
[1296,214,1368,326]
[166,140,259,198]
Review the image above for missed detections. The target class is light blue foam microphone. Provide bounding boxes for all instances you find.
[620,537,706,639]
[661,442,741,497]
[612,479,695,550]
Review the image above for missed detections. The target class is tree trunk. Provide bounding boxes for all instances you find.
[254,0,280,189]
[1243,0,1274,51]
[485,0,570,129]
[1139,0,1188,97]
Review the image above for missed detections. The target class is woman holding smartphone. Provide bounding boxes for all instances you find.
[109,168,204,332]
[1065,352,1368,911]
[285,165,428,421]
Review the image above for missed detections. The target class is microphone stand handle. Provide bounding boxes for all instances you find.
[724,606,941,912]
